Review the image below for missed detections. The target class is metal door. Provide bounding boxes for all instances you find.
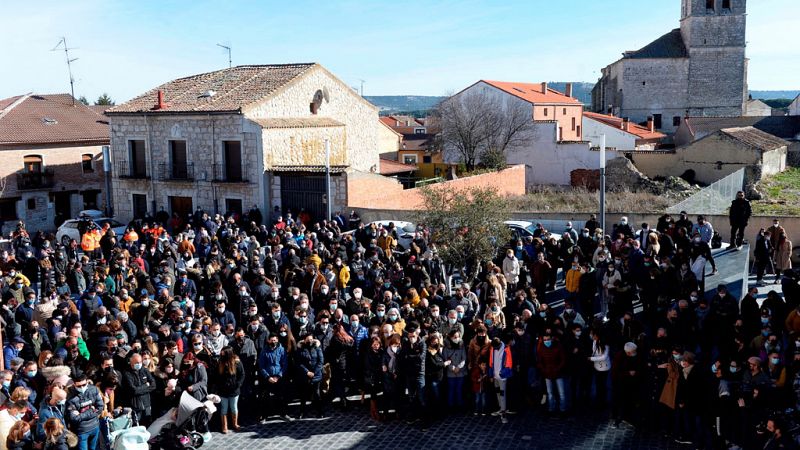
[279,174,326,222]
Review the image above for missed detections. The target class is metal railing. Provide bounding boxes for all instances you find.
[414,177,444,188]
[159,162,194,181]
[114,161,149,179]
[16,169,55,190]
[212,163,246,183]
[667,168,744,215]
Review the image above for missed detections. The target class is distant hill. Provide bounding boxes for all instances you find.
[367,82,595,115]
[364,96,446,115]
[750,90,799,100]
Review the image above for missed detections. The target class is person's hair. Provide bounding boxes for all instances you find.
[37,350,53,368]
[10,387,31,403]
[44,417,64,444]
[387,334,402,346]
[218,347,239,376]
[7,420,30,444]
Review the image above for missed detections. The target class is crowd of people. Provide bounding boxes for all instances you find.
[0,193,798,450]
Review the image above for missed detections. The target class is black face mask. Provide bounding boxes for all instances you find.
[476,335,487,345]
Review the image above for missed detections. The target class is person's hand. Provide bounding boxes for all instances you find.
[269,376,278,384]
[737,398,745,408]
[187,386,193,392]
[307,371,314,378]
[444,360,451,366]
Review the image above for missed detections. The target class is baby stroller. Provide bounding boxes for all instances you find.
[148,392,216,450]
[99,408,150,450]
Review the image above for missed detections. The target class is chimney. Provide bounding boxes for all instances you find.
[541,82,548,94]
[153,90,166,110]
[565,83,573,98]
[622,117,630,131]
[647,116,655,132]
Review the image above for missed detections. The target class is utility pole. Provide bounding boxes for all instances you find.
[325,139,332,221]
[52,37,78,105]
[600,134,607,235]
[217,43,232,68]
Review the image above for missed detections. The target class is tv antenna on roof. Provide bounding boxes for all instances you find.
[52,37,78,106]
[217,43,232,68]
[357,79,365,97]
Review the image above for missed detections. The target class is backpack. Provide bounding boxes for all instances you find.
[711,231,722,249]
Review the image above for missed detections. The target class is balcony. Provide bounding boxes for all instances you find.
[115,161,149,179]
[159,163,194,181]
[212,163,247,183]
[16,169,55,190]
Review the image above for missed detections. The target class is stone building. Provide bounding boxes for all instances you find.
[0,94,110,233]
[628,126,787,187]
[790,94,800,116]
[105,63,380,223]
[592,0,748,134]
[744,99,772,117]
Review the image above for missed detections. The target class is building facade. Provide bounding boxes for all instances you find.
[582,112,666,151]
[0,94,109,233]
[105,63,379,223]
[592,0,748,133]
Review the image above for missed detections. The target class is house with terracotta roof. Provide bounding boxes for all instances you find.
[582,112,666,151]
[0,93,110,232]
[105,63,380,222]
[380,115,426,135]
[442,80,616,186]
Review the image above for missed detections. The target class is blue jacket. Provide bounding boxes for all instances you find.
[36,399,65,440]
[258,344,287,379]
[66,385,103,434]
[3,345,19,369]
[294,342,324,382]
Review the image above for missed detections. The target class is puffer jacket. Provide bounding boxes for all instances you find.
[295,340,324,383]
[65,384,103,435]
[122,367,155,414]
[442,342,466,378]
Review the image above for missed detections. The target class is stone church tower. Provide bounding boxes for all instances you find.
[681,0,748,117]
[592,0,748,133]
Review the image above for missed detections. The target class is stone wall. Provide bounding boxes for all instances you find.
[261,125,347,168]
[109,114,262,222]
[246,65,379,172]
[347,165,526,211]
[0,143,107,233]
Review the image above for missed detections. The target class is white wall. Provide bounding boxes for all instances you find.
[582,118,638,151]
[790,95,800,116]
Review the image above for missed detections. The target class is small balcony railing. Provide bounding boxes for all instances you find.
[212,163,246,183]
[16,168,55,190]
[159,162,194,181]
[115,161,149,179]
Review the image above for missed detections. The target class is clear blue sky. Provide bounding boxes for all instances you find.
[2,0,797,103]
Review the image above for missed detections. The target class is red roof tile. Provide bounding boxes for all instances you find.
[379,158,417,175]
[0,94,109,146]
[481,80,582,105]
[583,111,666,140]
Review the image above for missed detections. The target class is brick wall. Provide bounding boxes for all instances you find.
[570,169,600,190]
[347,165,526,210]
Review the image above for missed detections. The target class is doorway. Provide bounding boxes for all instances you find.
[169,196,193,219]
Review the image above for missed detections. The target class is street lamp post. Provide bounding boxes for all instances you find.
[600,134,606,235]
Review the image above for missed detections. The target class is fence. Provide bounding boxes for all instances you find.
[666,168,744,216]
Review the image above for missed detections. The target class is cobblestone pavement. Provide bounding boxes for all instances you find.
[201,405,685,450]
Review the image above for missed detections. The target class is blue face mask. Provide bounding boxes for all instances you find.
[761,317,770,324]
[711,364,718,374]
[485,319,493,327]
[771,358,780,366]
[729,366,738,374]
[543,340,553,348]
[26,371,36,378]
[1,381,9,389]
[762,330,770,337]
[133,363,143,371]
[457,312,464,320]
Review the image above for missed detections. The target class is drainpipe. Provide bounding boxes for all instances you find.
[210,114,218,213]
[102,145,113,217]
[145,114,157,216]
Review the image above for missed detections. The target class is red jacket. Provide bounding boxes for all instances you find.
[536,339,566,379]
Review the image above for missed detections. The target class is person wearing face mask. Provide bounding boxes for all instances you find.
[65,373,104,450]
[672,351,703,445]
[467,326,491,380]
[385,308,406,335]
[257,335,290,423]
[36,386,67,442]
[265,304,290,336]
[442,329,467,410]
[601,264,622,320]
[122,353,155,425]
[610,342,642,428]
[211,300,236,331]
[0,402,30,450]
[537,334,567,415]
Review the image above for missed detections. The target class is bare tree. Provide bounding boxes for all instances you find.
[435,88,533,170]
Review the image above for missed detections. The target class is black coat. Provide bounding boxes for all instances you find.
[363,348,384,387]
[729,198,752,226]
[122,367,155,414]
[215,360,245,397]
[294,342,324,383]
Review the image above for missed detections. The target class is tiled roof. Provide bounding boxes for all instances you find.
[0,94,110,146]
[583,111,666,140]
[379,158,417,175]
[685,116,800,140]
[89,104,112,115]
[106,64,316,114]
[623,29,688,59]
[481,80,582,105]
[401,134,433,151]
[719,127,789,151]
[271,165,348,173]
[253,117,344,129]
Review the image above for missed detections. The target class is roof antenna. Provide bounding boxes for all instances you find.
[358,79,365,97]
[52,37,78,106]
[217,43,232,68]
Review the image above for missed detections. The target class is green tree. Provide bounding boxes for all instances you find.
[95,93,115,105]
[417,185,511,282]
[78,96,89,105]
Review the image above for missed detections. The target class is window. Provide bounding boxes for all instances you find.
[225,198,243,216]
[23,155,43,173]
[82,154,94,173]
[169,140,188,179]
[642,81,646,86]
[653,114,662,129]
[562,108,567,115]
[576,125,581,137]
[27,198,36,210]
[129,140,147,177]
[414,129,425,134]
[722,0,731,9]
[132,194,148,219]
[543,108,548,117]
[0,200,17,220]
[223,141,243,181]
[403,154,418,164]
[706,0,715,11]
[423,155,432,163]
[571,117,576,131]
[673,116,682,127]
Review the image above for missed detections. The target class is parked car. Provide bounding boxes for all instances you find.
[56,216,127,246]
[503,220,563,242]
[345,220,418,251]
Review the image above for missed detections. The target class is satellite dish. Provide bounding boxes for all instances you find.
[322,87,330,103]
